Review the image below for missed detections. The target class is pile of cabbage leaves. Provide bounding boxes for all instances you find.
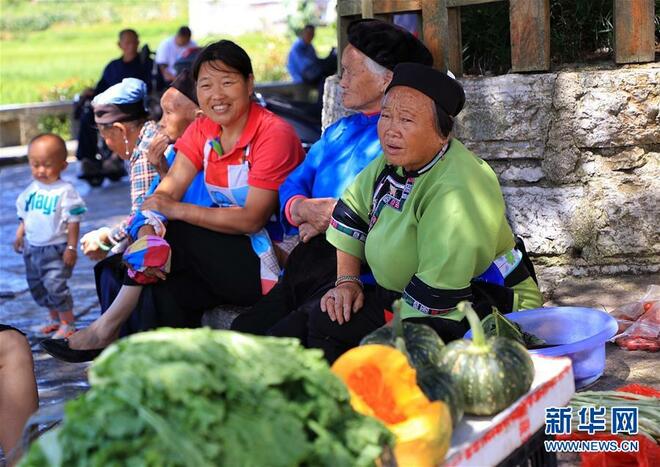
[22,329,391,467]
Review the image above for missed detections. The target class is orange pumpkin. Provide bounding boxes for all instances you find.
[332,344,452,467]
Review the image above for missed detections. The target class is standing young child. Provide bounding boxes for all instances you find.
[13,134,87,338]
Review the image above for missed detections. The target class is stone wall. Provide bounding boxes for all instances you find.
[321,64,660,291]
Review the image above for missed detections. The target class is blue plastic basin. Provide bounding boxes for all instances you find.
[464,307,618,388]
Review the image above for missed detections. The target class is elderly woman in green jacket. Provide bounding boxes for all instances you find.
[312,63,543,362]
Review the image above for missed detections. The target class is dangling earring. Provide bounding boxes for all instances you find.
[124,137,130,157]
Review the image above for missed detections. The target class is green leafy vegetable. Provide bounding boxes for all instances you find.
[570,391,660,443]
[481,309,545,348]
[21,329,392,467]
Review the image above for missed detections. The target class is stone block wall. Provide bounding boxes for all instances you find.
[321,64,659,290]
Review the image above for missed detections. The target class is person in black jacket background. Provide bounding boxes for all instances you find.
[76,29,160,181]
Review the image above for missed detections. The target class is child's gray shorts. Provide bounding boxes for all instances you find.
[23,242,73,313]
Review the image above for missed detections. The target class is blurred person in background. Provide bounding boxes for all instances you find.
[76,29,157,181]
[286,24,336,86]
[393,13,419,36]
[156,26,197,84]
[95,29,154,95]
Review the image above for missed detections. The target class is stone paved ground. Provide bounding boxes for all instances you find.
[0,160,128,462]
[1,160,657,463]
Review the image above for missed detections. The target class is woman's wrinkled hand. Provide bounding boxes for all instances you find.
[142,193,179,219]
[146,132,171,176]
[298,222,321,243]
[80,229,110,261]
[320,283,364,325]
[294,198,336,233]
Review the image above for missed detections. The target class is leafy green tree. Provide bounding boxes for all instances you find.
[285,0,319,37]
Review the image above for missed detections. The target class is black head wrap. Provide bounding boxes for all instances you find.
[386,62,465,118]
[347,19,433,70]
[170,69,198,106]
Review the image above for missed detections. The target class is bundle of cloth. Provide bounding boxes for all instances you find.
[123,210,170,284]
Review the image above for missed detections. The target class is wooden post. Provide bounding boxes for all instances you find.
[337,15,351,72]
[614,0,655,63]
[509,0,550,72]
[447,7,462,76]
[421,0,448,70]
[361,0,374,18]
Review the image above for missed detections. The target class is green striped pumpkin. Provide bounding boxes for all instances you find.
[360,320,445,369]
[361,300,464,426]
[438,302,534,416]
[416,365,464,427]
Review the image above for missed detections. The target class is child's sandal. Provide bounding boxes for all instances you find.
[52,322,77,339]
[40,321,61,335]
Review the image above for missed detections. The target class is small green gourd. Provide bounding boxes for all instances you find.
[438,301,535,416]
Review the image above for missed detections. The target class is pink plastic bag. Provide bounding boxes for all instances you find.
[610,285,659,352]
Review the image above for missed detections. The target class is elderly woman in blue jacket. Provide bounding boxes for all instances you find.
[231,19,434,337]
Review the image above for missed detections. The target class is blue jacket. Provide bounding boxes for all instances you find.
[287,38,318,83]
[279,112,381,234]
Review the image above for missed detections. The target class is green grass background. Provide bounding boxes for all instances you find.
[0,0,336,105]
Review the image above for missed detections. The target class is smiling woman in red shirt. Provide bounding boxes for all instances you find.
[139,39,305,306]
[41,41,305,361]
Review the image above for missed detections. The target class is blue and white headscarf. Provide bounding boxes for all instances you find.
[92,78,149,124]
